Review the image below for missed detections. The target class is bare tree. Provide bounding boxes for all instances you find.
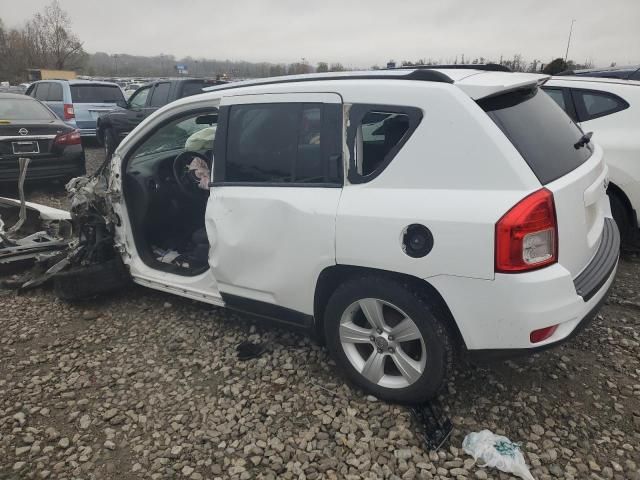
[26,0,85,70]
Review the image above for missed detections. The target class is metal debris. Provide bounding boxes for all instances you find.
[7,157,30,234]
[409,398,454,451]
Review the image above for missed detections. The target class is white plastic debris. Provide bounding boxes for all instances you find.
[462,430,535,480]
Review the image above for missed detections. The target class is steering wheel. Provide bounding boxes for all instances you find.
[172,151,210,198]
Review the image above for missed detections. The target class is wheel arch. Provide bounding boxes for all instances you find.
[607,182,634,217]
[313,264,466,350]
[607,181,639,240]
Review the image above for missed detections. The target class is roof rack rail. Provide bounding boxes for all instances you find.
[391,63,512,73]
[203,69,454,93]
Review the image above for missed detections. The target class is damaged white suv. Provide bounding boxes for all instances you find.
[2,68,619,403]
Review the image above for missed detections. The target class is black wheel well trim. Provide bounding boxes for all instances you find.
[607,182,634,218]
[312,264,466,350]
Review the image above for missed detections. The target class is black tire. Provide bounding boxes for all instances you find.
[609,192,631,246]
[54,259,130,302]
[103,128,116,160]
[324,275,453,404]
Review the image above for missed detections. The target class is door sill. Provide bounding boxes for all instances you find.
[133,275,224,306]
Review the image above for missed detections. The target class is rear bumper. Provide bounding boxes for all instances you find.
[0,150,86,182]
[79,128,97,138]
[429,217,619,351]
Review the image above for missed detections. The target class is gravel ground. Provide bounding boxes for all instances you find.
[1,146,639,480]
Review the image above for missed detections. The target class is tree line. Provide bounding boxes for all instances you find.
[0,1,85,83]
[0,1,606,84]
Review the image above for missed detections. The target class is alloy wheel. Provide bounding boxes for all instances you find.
[339,298,426,389]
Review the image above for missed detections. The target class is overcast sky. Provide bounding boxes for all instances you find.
[2,0,639,68]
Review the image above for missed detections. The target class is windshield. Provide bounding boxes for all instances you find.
[70,84,125,103]
[131,114,215,159]
[479,87,592,185]
[0,98,56,120]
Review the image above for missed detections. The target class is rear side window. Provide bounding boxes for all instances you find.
[346,104,422,183]
[179,81,205,98]
[70,84,124,103]
[221,102,340,185]
[479,88,592,185]
[46,83,63,101]
[573,89,629,121]
[34,83,49,101]
[149,83,171,107]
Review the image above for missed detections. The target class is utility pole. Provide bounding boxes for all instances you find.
[564,19,576,62]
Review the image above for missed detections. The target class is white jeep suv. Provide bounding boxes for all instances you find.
[69,68,618,403]
[544,76,640,244]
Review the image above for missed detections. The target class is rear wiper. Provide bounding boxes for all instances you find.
[574,131,593,149]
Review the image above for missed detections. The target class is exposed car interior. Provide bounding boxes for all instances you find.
[123,110,217,275]
[356,112,410,176]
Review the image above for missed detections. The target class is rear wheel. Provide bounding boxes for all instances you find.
[324,275,453,403]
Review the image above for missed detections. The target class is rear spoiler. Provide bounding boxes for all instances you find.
[455,72,550,100]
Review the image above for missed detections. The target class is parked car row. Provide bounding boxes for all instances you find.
[4,66,625,403]
[96,78,226,159]
[0,93,85,183]
[0,77,227,185]
[25,79,125,137]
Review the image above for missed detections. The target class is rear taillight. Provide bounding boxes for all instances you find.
[530,325,558,343]
[54,129,81,146]
[495,188,558,273]
[63,103,75,120]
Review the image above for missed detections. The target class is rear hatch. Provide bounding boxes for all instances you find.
[70,84,124,129]
[479,85,608,278]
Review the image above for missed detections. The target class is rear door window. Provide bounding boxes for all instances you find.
[70,84,124,103]
[479,87,592,185]
[572,89,629,121]
[149,83,171,107]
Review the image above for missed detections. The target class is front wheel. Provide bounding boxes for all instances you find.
[324,276,453,404]
[102,128,116,160]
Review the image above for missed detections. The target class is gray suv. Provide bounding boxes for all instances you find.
[26,80,125,138]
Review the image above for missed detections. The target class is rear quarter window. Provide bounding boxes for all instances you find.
[346,104,422,184]
[573,89,630,121]
[479,87,592,185]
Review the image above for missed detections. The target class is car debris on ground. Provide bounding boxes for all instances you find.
[0,155,128,298]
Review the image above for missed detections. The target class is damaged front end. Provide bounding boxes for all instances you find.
[0,197,73,275]
[0,160,129,299]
